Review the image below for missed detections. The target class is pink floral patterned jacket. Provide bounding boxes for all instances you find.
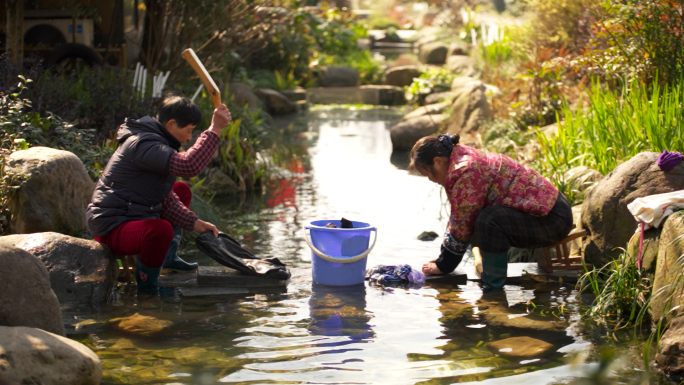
[445,145,559,242]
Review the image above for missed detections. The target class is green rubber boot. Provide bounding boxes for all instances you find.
[135,257,162,293]
[480,250,508,290]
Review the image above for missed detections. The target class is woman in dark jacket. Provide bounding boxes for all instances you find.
[86,96,232,292]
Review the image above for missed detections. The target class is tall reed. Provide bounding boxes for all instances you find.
[537,77,684,177]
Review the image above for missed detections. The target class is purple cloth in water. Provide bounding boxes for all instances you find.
[657,150,684,171]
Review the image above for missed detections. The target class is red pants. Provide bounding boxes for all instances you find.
[95,182,192,267]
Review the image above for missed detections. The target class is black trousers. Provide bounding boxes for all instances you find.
[472,193,574,253]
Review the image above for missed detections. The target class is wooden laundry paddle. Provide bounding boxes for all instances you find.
[182,48,221,108]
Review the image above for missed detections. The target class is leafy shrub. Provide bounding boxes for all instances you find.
[21,65,151,141]
[316,50,385,85]
[584,1,684,86]
[521,0,604,53]
[406,68,457,106]
[369,17,400,30]
[0,77,114,234]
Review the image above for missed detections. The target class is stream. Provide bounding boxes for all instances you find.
[65,107,659,384]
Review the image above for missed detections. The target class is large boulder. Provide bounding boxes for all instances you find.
[0,244,65,336]
[580,152,684,267]
[254,88,297,115]
[656,315,684,380]
[0,326,101,384]
[649,211,684,322]
[390,114,445,151]
[445,78,491,136]
[6,147,95,235]
[445,55,478,77]
[418,41,448,64]
[227,82,262,109]
[0,232,116,305]
[318,66,361,87]
[383,65,421,87]
[403,102,449,121]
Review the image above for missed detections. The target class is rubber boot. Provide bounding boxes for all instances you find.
[135,257,162,293]
[162,226,198,273]
[480,250,508,290]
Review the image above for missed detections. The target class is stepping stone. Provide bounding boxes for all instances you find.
[486,336,555,359]
[158,266,288,296]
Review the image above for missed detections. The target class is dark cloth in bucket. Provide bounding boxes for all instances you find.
[195,231,291,280]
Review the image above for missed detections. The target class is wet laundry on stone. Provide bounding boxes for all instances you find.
[365,264,425,285]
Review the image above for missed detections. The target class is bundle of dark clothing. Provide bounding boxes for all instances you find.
[195,231,290,280]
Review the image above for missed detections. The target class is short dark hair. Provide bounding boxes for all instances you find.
[408,134,460,174]
[157,96,202,128]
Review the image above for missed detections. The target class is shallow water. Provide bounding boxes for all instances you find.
[67,108,654,384]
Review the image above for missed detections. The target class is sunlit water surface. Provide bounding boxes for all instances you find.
[66,108,651,384]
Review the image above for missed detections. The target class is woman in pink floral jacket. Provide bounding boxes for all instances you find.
[408,133,573,289]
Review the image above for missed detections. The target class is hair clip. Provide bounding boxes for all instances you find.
[438,134,453,152]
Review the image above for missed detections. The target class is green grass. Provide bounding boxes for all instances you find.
[537,77,684,177]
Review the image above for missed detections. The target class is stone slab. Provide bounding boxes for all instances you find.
[159,266,288,289]
[177,287,250,297]
[425,263,581,285]
[196,266,288,287]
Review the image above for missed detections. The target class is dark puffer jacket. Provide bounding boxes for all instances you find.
[86,116,181,237]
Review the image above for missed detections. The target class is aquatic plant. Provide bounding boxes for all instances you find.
[578,249,652,332]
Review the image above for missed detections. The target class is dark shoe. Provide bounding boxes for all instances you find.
[480,250,508,290]
[163,226,198,272]
[135,257,162,293]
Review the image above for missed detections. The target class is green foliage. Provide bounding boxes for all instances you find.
[24,66,150,140]
[405,68,456,106]
[248,6,366,86]
[368,17,400,30]
[521,0,604,53]
[578,251,652,331]
[537,77,684,179]
[511,47,569,129]
[316,50,385,85]
[474,24,513,66]
[0,77,114,234]
[588,1,684,86]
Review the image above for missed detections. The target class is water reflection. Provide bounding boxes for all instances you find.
[308,283,373,340]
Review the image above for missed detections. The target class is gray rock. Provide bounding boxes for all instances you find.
[487,336,555,359]
[6,147,95,236]
[255,88,297,115]
[419,41,448,64]
[656,315,684,379]
[0,326,101,384]
[425,91,457,105]
[383,65,421,87]
[563,166,603,198]
[0,244,65,336]
[390,114,445,151]
[580,152,684,267]
[417,231,439,241]
[649,211,684,322]
[445,55,478,77]
[318,66,361,87]
[403,102,449,121]
[227,82,262,109]
[0,232,116,305]
[445,79,491,136]
[448,42,469,56]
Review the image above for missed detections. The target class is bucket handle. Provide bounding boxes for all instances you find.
[304,227,377,263]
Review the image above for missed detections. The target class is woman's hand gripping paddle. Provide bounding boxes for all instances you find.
[182,48,221,108]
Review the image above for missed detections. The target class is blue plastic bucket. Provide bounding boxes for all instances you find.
[305,220,377,286]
